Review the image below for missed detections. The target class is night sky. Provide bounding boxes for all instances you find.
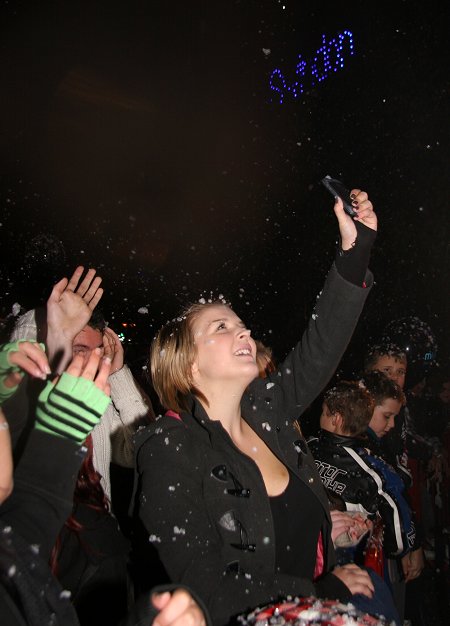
[1,0,448,379]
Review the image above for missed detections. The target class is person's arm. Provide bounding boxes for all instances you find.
[0,349,111,560]
[0,408,13,503]
[45,266,104,373]
[91,326,155,497]
[333,189,377,286]
[260,192,377,421]
[0,340,51,503]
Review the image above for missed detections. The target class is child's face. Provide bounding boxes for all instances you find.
[370,355,407,389]
[369,397,402,437]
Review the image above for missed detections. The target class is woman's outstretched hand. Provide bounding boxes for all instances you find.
[334,189,377,250]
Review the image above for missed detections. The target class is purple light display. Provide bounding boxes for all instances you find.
[269,30,355,103]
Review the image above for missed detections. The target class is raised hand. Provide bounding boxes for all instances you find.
[35,348,111,444]
[0,341,50,404]
[102,327,124,375]
[46,266,104,373]
[333,189,377,251]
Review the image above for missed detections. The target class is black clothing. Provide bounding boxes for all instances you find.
[136,264,373,625]
[0,430,212,626]
[270,471,323,578]
[0,429,85,626]
[55,503,130,626]
[308,429,416,557]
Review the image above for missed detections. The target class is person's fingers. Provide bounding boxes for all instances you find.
[88,287,104,310]
[8,349,49,380]
[83,276,103,304]
[332,195,346,219]
[153,589,201,626]
[104,326,120,342]
[75,268,97,297]
[350,189,366,203]
[4,371,24,388]
[162,606,206,626]
[151,591,172,611]
[80,347,103,380]
[335,564,375,596]
[16,342,50,375]
[49,277,69,302]
[102,332,114,358]
[66,266,85,292]
[65,353,86,377]
[94,357,112,393]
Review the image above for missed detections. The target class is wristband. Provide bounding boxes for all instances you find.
[0,341,44,404]
[35,372,111,444]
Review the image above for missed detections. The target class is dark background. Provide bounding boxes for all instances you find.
[1,0,448,379]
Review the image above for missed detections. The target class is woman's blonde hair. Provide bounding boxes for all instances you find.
[150,300,230,413]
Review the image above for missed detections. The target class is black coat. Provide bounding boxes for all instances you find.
[135,264,373,626]
[308,429,416,557]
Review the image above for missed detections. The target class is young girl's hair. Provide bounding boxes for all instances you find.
[150,301,227,413]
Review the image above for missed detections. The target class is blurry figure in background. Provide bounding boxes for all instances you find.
[0,342,210,626]
[363,344,431,550]
[6,266,154,508]
[308,379,414,623]
[361,371,441,626]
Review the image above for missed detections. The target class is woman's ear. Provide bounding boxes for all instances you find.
[333,412,345,432]
[191,358,199,379]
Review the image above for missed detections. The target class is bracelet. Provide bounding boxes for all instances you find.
[0,421,9,431]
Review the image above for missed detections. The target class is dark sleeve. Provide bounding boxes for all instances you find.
[315,572,352,602]
[136,426,327,626]
[264,264,373,420]
[0,429,85,560]
[334,221,377,286]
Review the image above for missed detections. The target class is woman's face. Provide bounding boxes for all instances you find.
[368,397,402,437]
[190,304,258,387]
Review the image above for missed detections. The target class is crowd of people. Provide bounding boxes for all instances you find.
[0,189,448,626]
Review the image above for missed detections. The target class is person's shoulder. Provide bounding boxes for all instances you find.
[135,413,195,455]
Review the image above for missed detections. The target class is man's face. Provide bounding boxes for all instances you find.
[72,326,104,367]
[370,355,407,390]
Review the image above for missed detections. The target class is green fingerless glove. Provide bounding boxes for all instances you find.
[0,341,43,404]
[35,372,111,444]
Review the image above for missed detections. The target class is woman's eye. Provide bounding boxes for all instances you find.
[217,322,226,331]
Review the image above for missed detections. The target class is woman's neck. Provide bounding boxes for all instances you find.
[197,381,246,435]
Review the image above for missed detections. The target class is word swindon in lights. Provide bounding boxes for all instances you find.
[269,30,355,104]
